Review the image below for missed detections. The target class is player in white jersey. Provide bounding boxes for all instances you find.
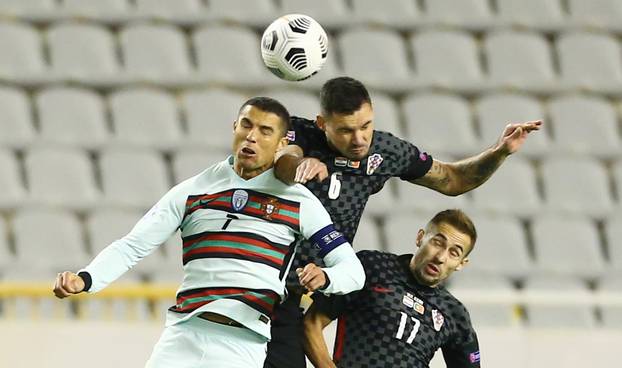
[52,97,365,368]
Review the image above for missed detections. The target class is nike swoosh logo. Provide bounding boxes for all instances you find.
[371,285,393,293]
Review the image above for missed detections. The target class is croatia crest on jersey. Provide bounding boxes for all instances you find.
[432,309,444,331]
[232,190,249,212]
[366,153,383,175]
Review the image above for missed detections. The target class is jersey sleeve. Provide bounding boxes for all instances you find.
[378,131,434,181]
[441,306,481,367]
[80,179,191,292]
[287,117,323,153]
[298,190,365,295]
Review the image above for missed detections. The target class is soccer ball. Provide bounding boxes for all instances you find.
[261,14,328,81]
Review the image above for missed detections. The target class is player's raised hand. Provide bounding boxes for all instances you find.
[496,120,542,155]
[296,263,328,292]
[295,157,329,184]
[53,271,85,299]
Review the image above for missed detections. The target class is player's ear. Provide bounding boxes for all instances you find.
[232,120,238,132]
[316,115,326,131]
[455,257,469,271]
[415,229,425,249]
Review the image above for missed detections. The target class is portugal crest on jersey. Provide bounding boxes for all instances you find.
[261,198,280,220]
[232,190,249,212]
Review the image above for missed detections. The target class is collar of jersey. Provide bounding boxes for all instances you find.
[226,155,275,183]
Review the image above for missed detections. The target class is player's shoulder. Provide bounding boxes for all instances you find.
[291,116,316,128]
[371,129,413,153]
[356,250,401,268]
[437,285,471,318]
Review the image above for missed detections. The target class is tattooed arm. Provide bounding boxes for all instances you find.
[411,120,542,196]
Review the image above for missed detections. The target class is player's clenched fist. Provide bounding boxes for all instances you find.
[296,263,328,292]
[53,271,85,299]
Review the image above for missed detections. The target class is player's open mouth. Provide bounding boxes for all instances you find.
[425,263,440,276]
[240,147,256,157]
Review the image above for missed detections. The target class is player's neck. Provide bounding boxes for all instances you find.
[233,162,273,180]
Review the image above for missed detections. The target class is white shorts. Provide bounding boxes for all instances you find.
[145,316,268,368]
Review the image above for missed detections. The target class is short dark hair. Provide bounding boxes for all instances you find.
[320,77,371,117]
[428,209,477,255]
[239,96,291,136]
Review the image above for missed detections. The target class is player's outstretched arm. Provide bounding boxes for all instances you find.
[303,304,337,368]
[53,271,86,299]
[412,120,542,196]
[275,144,328,185]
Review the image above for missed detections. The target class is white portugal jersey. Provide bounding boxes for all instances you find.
[81,157,364,339]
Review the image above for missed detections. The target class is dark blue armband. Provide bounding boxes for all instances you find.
[310,224,348,258]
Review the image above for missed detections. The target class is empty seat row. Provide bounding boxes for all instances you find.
[2,85,622,159]
[448,275,622,328]
[1,147,621,217]
[1,209,621,284]
[2,21,622,93]
[2,0,622,32]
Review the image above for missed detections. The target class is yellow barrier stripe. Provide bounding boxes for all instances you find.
[0,283,178,299]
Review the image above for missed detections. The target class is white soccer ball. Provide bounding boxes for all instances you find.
[261,14,328,81]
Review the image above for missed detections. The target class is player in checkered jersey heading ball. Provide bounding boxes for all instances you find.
[305,209,480,368]
[265,77,540,368]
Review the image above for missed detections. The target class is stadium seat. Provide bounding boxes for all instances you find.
[613,160,622,212]
[181,88,247,150]
[369,92,404,136]
[540,157,613,217]
[567,0,622,31]
[410,30,485,92]
[208,0,276,27]
[0,86,35,149]
[171,148,228,184]
[35,87,109,149]
[0,216,13,274]
[598,276,622,328]
[0,149,26,210]
[261,88,319,119]
[135,0,203,22]
[0,0,56,17]
[87,208,166,278]
[352,216,382,251]
[339,28,414,92]
[496,0,565,31]
[484,31,557,93]
[192,25,270,87]
[60,0,130,21]
[120,23,192,83]
[279,0,350,29]
[46,22,119,83]
[24,148,99,210]
[99,148,170,209]
[475,93,549,158]
[463,214,532,278]
[0,21,47,81]
[109,87,183,150]
[556,31,622,93]
[351,0,420,29]
[548,94,621,158]
[470,156,541,217]
[604,216,622,275]
[523,276,597,328]
[448,275,518,327]
[531,215,605,279]
[422,0,494,30]
[383,212,435,255]
[363,178,398,217]
[11,208,90,273]
[395,179,470,214]
[402,93,479,156]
